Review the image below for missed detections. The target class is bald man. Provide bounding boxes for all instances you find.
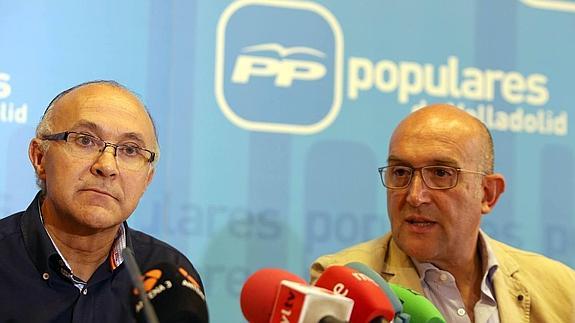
[310,104,575,322]
[0,81,206,322]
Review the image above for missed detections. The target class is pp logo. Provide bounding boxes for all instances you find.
[521,0,575,12]
[215,0,343,135]
[231,43,327,88]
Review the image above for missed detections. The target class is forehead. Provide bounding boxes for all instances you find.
[388,114,483,167]
[50,84,156,145]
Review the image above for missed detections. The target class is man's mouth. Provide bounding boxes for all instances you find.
[82,188,117,200]
[406,220,435,226]
[405,216,437,230]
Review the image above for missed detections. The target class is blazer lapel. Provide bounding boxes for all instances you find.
[490,238,529,323]
[380,236,424,294]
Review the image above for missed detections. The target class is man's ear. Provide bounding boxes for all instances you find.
[29,139,47,181]
[145,166,155,188]
[481,173,506,214]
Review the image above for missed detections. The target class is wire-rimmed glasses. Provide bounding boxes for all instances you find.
[42,131,155,171]
[378,165,487,190]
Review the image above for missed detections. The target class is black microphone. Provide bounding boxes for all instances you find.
[122,247,160,323]
[122,247,209,323]
[133,262,209,323]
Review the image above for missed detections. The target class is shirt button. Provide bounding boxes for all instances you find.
[42,273,50,280]
[82,288,88,295]
[439,273,448,281]
[457,308,466,316]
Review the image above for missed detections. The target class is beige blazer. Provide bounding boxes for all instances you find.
[310,232,575,323]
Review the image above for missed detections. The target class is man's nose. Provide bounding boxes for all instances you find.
[405,171,431,206]
[91,145,119,177]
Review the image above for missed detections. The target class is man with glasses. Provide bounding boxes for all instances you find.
[0,81,206,322]
[311,104,575,322]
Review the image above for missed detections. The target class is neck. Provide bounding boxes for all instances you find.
[43,221,119,281]
[434,238,484,322]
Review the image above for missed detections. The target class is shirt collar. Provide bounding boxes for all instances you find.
[478,230,499,298]
[109,223,127,270]
[39,203,128,272]
[20,192,58,276]
[411,230,500,293]
[21,192,128,280]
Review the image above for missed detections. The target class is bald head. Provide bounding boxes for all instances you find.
[391,104,494,173]
[37,81,157,144]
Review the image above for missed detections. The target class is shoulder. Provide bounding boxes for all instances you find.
[488,237,575,318]
[314,233,392,266]
[128,228,205,289]
[489,237,575,286]
[129,228,186,260]
[310,233,392,282]
[0,212,24,241]
[1,193,43,242]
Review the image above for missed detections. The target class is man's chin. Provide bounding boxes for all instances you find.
[76,209,125,232]
[396,237,439,261]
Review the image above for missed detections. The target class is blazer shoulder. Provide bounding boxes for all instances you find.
[310,233,392,283]
[491,238,575,283]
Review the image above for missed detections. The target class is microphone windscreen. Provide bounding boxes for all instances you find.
[389,283,446,323]
[240,268,307,323]
[134,263,208,323]
[345,262,403,314]
[314,265,396,322]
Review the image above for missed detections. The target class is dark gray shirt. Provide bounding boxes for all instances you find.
[0,192,204,323]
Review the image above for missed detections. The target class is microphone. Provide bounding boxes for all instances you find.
[131,262,209,323]
[240,268,353,323]
[240,268,306,323]
[388,284,445,323]
[345,262,410,323]
[342,261,444,323]
[314,265,395,323]
[122,247,160,323]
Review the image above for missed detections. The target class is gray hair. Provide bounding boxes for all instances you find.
[478,121,495,174]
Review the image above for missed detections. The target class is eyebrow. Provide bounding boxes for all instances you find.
[120,132,148,147]
[387,156,460,168]
[70,120,98,131]
[70,120,148,147]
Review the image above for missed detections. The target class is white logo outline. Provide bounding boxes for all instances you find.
[521,0,575,12]
[215,0,344,135]
[242,43,326,58]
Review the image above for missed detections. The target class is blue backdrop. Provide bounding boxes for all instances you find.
[1,1,574,321]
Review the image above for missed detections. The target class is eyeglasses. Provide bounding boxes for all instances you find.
[378,165,487,190]
[42,131,156,171]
